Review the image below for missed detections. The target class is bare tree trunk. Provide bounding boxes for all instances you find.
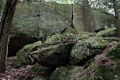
[60,4,76,34]
[0,0,18,73]
[82,0,95,32]
[70,4,75,30]
[112,0,120,38]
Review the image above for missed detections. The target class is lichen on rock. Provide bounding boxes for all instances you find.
[44,33,75,44]
[70,37,109,65]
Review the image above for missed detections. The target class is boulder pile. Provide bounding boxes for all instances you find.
[14,32,120,80]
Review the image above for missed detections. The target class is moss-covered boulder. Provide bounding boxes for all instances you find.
[15,41,42,67]
[45,32,95,44]
[31,32,97,67]
[13,2,72,37]
[31,42,74,67]
[96,28,116,37]
[70,37,109,65]
[75,32,95,40]
[15,33,75,67]
[50,66,83,80]
[44,33,75,44]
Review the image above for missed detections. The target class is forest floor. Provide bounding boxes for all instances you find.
[0,57,35,80]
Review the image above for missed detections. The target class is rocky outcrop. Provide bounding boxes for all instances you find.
[15,33,75,67]
[14,33,120,80]
[12,2,114,37]
[13,2,72,37]
[14,33,106,67]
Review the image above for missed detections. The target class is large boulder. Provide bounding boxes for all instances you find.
[12,2,114,36]
[32,33,97,67]
[13,2,72,37]
[31,33,76,67]
[44,33,75,44]
[70,37,109,65]
[8,33,39,57]
[32,42,74,67]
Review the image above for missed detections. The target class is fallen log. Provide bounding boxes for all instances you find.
[103,37,120,41]
[96,28,116,37]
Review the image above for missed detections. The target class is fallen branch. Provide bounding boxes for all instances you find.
[96,28,116,36]
[76,42,118,78]
[103,37,120,41]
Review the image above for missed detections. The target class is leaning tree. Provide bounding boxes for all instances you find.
[0,0,18,73]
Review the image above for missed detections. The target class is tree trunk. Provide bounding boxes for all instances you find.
[82,0,95,32]
[112,0,120,38]
[0,0,18,73]
[70,4,75,30]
